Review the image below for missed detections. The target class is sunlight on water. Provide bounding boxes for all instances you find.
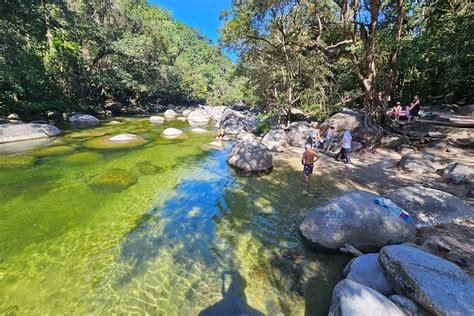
[0,118,348,315]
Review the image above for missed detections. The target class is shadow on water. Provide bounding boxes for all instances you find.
[198,271,264,316]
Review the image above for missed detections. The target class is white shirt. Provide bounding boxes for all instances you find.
[342,131,352,149]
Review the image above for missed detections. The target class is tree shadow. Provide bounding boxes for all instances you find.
[198,271,264,316]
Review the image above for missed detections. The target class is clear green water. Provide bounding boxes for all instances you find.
[0,118,349,315]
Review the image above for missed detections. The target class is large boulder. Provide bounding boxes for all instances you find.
[385,185,473,228]
[398,152,448,174]
[164,109,177,119]
[69,114,99,126]
[299,190,417,253]
[149,116,165,124]
[381,135,407,150]
[379,244,474,316]
[343,253,393,296]
[319,109,364,140]
[203,105,226,121]
[218,109,254,135]
[0,123,62,143]
[389,295,428,316]
[187,110,210,124]
[262,129,290,152]
[328,279,405,316]
[162,128,184,137]
[442,162,473,184]
[227,139,273,173]
[286,121,311,147]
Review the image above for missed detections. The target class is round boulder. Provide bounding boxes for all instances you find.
[69,114,99,126]
[162,128,184,137]
[149,116,165,124]
[0,123,62,143]
[262,129,290,152]
[164,109,177,119]
[299,190,417,253]
[187,110,210,124]
[109,134,144,142]
[344,253,393,295]
[286,121,311,147]
[190,128,208,134]
[227,139,273,173]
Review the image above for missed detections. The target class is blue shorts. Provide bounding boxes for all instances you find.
[303,164,314,176]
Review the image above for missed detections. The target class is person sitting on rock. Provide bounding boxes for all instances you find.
[408,95,421,122]
[217,128,225,140]
[301,143,319,184]
[335,130,352,164]
[323,126,335,151]
[390,102,403,121]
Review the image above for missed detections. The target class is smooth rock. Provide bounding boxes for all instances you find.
[344,253,393,295]
[398,152,447,174]
[7,113,20,120]
[389,295,428,316]
[164,109,177,119]
[149,116,165,124]
[319,109,364,140]
[299,190,416,252]
[218,109,253,135]
[286,121,311,147]
[379,244,474,316]
[442,162,473,184]
[69,114,99,125]
[190,128,208,133]
[177,117,187,122]
[385,185,473,228]
[162,128,184,137]
[236,130,255,141]
[209,141,224,150]
[187,110,210,124]
[0,123,62,143]
[109,134,144,142]
[227,139,273,173]
[328,279,405,316]
[262,129,290,152]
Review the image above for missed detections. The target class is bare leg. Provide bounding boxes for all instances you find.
[304,175,309,184]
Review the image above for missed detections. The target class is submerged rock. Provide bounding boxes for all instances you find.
[385,185,473,228]
[108,134,144,142]
[83,136,147,150]
[0,123,62,143]
[63,152,103,165]
[0,154,37,169]
[227,139,273,173]
[137,161,161,175]
[262,129,289,152]
[328,279,405,316]
[89,168,138,193]
[69,114,99,126]
[379,244,474,316]
[162,128,184,137]
[35,145,75,157]
[344,253,393,296]
[190,128,208,134]
[299,190,416,253]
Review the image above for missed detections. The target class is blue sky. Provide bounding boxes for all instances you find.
[150,0,231,43]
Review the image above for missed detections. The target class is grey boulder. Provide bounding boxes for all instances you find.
[299,190,416,253]
[0,123,62,143]
[262,129,290,152]
[379,244,474,316]
[328,279,405,316]
[442,162,473,184]
[344,253,393,295]
[385,185,473,228]
[398,152,447,174]
[187,110,210,124]
[218,109,253,135]
[389,295,429,316]
[319,109,364,140]
[69,114,99,126]
[227,139,273,173]
[286,121,311,147]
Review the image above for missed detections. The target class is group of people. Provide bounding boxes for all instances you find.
[301,126,352,184]
[388,95,421,122]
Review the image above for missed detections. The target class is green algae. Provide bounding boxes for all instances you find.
[63,152,103,165]
[0,154,37,169]
[69,131,107,138]
[34,145,75,156]
[89,168,138,192]
[136,161,162,175]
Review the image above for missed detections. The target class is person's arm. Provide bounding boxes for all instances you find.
[301,152,305,165]
[314,151,320,163]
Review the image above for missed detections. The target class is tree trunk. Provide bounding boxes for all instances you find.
[385,0,405,98]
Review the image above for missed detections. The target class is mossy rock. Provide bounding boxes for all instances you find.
[0,155,37,169]
[137,161,163,175]
[69,131,107,139]
[63,152,104,165]
[34,146,75,157]
[89,168,138,193]
[83,136,148,150]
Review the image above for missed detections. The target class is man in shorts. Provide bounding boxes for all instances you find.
[301,143,320,184]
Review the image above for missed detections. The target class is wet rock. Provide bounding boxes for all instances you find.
[442,162,473,184]
[344,253,393,295]
[299,190,416,253]
[385,185,473,228]
[164,109,177,119]
[227,139,273,173]
[149,116,165,124]
[328,279,405,316]
[379,244,474,316]
[286,121,311,147]
[162,128,184,137]
[109,134,144,142]
[89,168,137,193]
[262,129,290,152]
[0,123,62,143]
[389,295,428,316]
[69,114,99,126]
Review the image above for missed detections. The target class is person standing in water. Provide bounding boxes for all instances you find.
[335,130,352,164]
[301,143,320,184]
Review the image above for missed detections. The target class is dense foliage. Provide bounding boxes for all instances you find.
[0,0,246,118]
[221,0,473,120]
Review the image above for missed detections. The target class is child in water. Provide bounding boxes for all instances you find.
[301,143,320,184]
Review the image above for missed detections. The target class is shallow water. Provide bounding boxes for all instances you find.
[0,118,349,315]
